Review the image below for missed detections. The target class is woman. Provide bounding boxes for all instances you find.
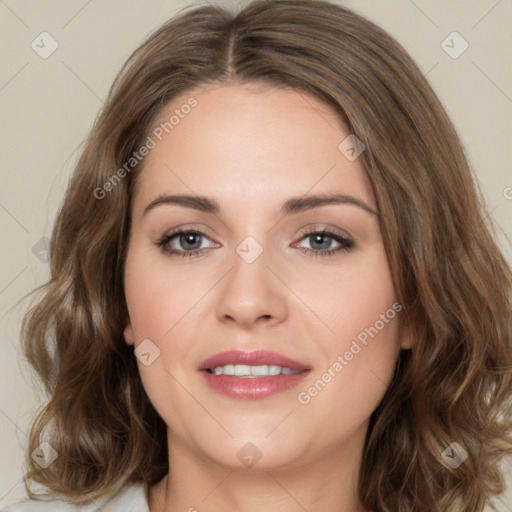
[3,0,511,511]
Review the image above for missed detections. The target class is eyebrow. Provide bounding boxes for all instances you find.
[142,193,378,217]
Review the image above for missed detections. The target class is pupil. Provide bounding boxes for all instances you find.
[311,234,330,250]
[181,233,201,250]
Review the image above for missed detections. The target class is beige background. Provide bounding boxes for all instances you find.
[1,0,511,509]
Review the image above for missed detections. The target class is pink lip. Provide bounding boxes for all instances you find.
[198,350,311,400]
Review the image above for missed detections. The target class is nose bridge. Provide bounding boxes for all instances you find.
[215,232,288,326]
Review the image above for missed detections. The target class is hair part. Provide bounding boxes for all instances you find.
[20,1,512,511]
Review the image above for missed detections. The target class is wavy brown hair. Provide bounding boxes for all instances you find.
[19,0,512,510]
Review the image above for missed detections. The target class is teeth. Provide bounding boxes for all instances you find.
[211,364,301,377]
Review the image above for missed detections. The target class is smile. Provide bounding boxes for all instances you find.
[208,364,302,377]
[199,350,311,400]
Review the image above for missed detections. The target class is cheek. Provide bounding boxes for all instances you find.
[123,248,202,434]
[301,246,398,349]
[124,239,401,430]
[295,248,401,423]
[123,244,211,395]
[123,247,202,339]
[296,321,401,449]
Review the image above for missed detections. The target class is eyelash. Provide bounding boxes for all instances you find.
[156,228,354,258]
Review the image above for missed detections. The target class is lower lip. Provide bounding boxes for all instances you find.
[200,370,310,400]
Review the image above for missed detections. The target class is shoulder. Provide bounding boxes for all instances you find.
[1,482,149,512]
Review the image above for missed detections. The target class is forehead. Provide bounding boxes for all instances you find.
[132,83,375,216]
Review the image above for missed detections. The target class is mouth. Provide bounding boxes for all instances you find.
[198,350,311,400]
[205,364,302,377]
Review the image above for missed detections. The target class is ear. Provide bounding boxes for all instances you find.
[123,318,135,346]
[399,320,413,350]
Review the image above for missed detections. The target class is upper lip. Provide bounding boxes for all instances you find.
[199,350,311,371]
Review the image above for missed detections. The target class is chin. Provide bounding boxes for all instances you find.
[193,432,307,471]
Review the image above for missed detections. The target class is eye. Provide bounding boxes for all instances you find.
[157,229,217,258]
[293,228,354,257]
[156,227,354,258]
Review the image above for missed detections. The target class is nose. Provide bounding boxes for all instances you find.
[215,241,289,330]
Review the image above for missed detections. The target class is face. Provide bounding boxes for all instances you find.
[123,82,410,472]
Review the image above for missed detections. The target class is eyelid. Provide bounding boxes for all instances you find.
[157,223,352,245]
[157,227,219,250]
[156,223,216,242]
[292,226,354,255]
[156,224,354,259]
[295,224,353,241]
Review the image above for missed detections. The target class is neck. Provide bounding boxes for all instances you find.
[148,427,368,512]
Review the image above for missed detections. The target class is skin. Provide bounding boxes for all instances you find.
[123,82,411,512]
